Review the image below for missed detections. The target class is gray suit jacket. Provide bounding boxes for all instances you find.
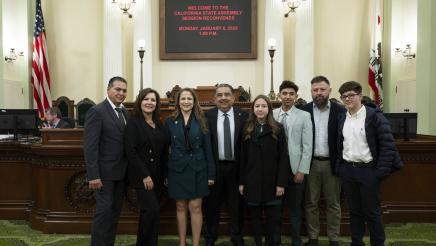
[84,99,128,181]
[273,106,313,175]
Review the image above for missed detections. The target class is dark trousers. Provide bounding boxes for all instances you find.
[340,164,385,246]
[135,188,160,246]
[91,180,125,246]
[205,162,244,244]
[249,204,282,246]
[285,175,306,246]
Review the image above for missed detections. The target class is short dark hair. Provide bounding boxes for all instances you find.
[338,81,362,95]
[279,80,299,93]
[215,83,234,94]
[107,76,127,90]
[311,75,330,85]
[361,95,374,105]
[45,107,62,118]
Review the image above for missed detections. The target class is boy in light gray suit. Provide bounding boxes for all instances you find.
[273,80,313,246]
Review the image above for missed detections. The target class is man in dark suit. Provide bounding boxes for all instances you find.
[84,76,129,246]
[44,107,71,128]
[300,76,346,246]
[204,84,248,246]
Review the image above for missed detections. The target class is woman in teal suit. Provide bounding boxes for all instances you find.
[164,88,215,246]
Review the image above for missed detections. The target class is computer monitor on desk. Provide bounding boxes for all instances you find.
[383,112,417,141]
[0,109,39,139]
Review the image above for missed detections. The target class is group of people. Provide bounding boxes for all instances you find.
[84,75,402,246]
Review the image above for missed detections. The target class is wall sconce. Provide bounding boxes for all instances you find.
[267,38,277,100]
[395,44,416,60]
[4,48,24,63]
[137,39,145,90]
[282,0,306,17]
[112,0,136,18]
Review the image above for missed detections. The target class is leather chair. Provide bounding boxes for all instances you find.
[52,96,75,119]
[75,98,96,127]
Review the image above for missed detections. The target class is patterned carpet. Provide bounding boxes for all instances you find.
[0,220,435,246]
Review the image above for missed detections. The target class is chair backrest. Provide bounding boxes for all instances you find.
[52,96,75,118]
[76,98,96,127]
[61,117,75,128]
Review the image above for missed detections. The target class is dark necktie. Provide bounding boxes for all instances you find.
[115,107,125,126]
[223,113,232,160]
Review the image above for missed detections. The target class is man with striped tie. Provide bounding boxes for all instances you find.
[204,84,248,246]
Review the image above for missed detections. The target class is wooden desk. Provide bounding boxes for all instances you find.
[1,131,435,234]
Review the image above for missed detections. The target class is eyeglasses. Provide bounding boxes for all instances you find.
[340,93,359,100]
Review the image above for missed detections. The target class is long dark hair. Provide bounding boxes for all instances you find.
[171,87,208,133]
[132,88,161,124]
[243,95,280,140]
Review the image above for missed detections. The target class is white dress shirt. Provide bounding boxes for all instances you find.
[217,107,235,160]
[313,101,330,157]
[342,106,373,163]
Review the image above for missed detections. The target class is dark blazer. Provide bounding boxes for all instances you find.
[54,118,72,128]
[164,116,216,180]
[124,117,168,189]
[301,100,346,175]
[205,106,248,170]
[336,105,403,179]
[240,124,290,204]
[84,99,128,181]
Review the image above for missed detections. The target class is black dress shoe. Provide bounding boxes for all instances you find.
[304,239,319,246]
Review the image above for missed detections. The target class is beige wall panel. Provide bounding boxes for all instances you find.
[314,0,371,99]
[44,0,103,103]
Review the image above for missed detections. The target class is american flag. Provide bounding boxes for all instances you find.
[32,0,52,118]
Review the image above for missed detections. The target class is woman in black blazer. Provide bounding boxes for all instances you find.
[239,95,289,246]
[124,88,167,246]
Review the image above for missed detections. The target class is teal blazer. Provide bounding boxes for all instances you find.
[164,115,216,180]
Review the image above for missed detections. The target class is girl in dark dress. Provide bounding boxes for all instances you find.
[164,88,215,246]
[124,88,167,246]
[239,95,289,246]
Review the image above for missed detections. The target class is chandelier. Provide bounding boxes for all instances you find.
[112,0,136,18]
[282,0,305,17]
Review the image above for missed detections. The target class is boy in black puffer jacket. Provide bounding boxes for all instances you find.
[336,81,402,246]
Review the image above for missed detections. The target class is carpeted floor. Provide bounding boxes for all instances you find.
[0,220,435,245]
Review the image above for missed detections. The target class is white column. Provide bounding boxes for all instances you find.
[132,0,153,93]
[103,1,123,97]
[0,0,4,107]
[294,0,314,101]
[264,0,284,97]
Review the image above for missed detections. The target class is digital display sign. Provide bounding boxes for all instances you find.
[160,0,257,59]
